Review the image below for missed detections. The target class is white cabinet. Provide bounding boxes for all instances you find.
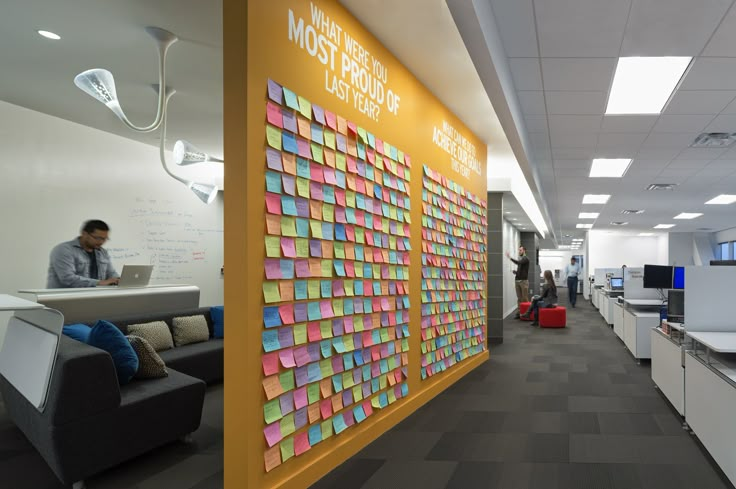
[623,310,658,359]
[613,302,624,339]
[651,328,684,416]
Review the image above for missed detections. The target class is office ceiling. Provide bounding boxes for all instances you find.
[478,0,736,245]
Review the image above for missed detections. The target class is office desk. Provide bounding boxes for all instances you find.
[624,299,663,308]
[613,301,625,339]
[651,327,686,416]
[622,310,659,360]
[0,294,43,311]
[600,289,624,325]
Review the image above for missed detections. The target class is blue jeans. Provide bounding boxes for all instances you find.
[528,297,555,320]
[567,277,578,306]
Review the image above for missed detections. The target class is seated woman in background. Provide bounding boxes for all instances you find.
[521,270,558,326]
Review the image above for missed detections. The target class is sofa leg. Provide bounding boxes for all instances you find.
[179,433,193,444]
[72,481,86,489]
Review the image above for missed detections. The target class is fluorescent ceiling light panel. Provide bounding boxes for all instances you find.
[673,213,703,219]
[705,194,736,205]
[654,224,675,229]
[639,233,654,236]
[576,224,593,229]
[590,158,632,178]
[37,30,61,40]
[605,57,692,115]
[578,212,600,219]
[582,194,611,204]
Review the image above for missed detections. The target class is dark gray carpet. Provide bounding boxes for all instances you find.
[0,383,222,489]
[310,292,735,489]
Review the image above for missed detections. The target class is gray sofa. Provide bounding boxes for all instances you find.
[0,307,223,488]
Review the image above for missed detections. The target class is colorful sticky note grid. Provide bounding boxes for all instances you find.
[261,80,413,473]
[420,165,487,380]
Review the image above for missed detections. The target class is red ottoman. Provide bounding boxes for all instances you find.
[519,302,534,321]
[539,306,566,328]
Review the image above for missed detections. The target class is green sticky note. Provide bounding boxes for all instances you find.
[320,320,333,338]
[352,385,363,401]
[281,216,297,237]
[296,238,310,258]
[344,280,354,296]
[336,152,346,171]
[311,143,324,164]
[265,236,281,258]
[355,227,365,244]
[334,243,345,259]
[322,204,335,222]
[280,437,295,462]
[324,130,336,149]
[321,420,333,439]
[296,177,310,198]
[321,260,333,277]
[279,370,295,391]
[298,96,312,119]
[266,125,282,150]
[308,280,321,299]
[293,323,307,345]
[264,399,282,424]
[354,316,364,331]
[263,282,281,303]
[280,413,296,437]
[344,335,355,351]
[310,220,323,239]
[320,358,333,377]
[308,383,320,404]
[346,191,356,208]
[332,299,344,317]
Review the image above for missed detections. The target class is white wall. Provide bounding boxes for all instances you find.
[0,101,224,344]
[668,232,695,266]
[716,226,736,243]
[539,250,583,287]
[588,231,669,273]
[502,219,520,317]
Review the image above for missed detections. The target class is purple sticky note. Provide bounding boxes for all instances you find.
[297,138,311,158]
[278,327,294,348]
[362,383,371,398]
[309,240,322,257]
[295,366,309,387]
[296,198,310,218]
[332,318,344,336]
[294,387,308,410]
[294,346,311,367]
[353,333,362,349]
[295,259,310,278]
[307,342,321,362]
[266,148,283,171]
[267,79,283,103]
[282,175,296,196]
[353,369,362,385]
[312,104,325,125]
[279,391,294,415]
[342,390,353,409]
[331,356,343,374]
[264,259,282,280]
[294,407,308,430]
[282,109,297,133]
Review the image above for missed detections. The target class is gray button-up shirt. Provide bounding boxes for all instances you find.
[47,238,119,288]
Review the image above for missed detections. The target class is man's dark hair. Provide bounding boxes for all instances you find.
[82,220,110,234]
[571,257,577,262]
[519,246,526,253]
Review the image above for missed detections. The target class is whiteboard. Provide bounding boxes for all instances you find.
[0,101,224,310]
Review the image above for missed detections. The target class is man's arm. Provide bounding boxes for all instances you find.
[102,250,120,280]
[49,245,98,288]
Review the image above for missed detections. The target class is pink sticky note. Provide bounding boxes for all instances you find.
[320,300,334,318]
[294,431,311,456]
[308,322,322,341]
[295,259,311,278]
[310,162,325,183]
[279,304,295,325]
[266,101,283,128]
[343,317,354,333]
[265,193,282,215]
[294,386,308,409]
[281,237,296,258]
[279,348,297,368]
[324,110,337,129]
[264,259,282,280]
[294,346,311,367]
[320,399,332,419]
[264,422,283,448]
[297,138,311,158]
[323,167,337,185]
[262,352,280,376]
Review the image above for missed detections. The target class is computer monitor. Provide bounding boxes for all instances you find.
[672,266,685,290]
[668,289,684,320]
[610,277,624,289]
[643,264,673,289]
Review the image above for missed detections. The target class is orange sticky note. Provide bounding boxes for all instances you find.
[264,445,281,472]
[262,374,285,400]
[331,393,344,412]
[324,148,336,167]
[308,403,321,424]
[321,241,334,258]
[279,281,295,301]
[266,214,281,235]
[297,116,311,139]
[320,378,332,398]
[282,152,296,175]
[337,115,347,134]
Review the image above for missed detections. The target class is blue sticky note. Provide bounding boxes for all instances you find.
[345,208,356,224]
[322,222,334,240]
[343,299,354,315]
[332,374,343,392]
[363,264,372,278]
[263,307,282,328]
[283,87,299,110]
[334,260,346,277]
[366,165,374,182]
[335,224,346,241]
[266,171,282,193]
[283,131,298,153]
[321,280,332,298]
[281,195,297,216]
[354,281,364,295]
[333,414,348,434]
[295,280,308,300]
[364,214,373,229]
[403,325,409,337]
[371,378,380,393]
[401,383,408,397]
[355,245,364,261]
[308,424,322,446]
[373,281,381,295]
[354,405,366,423]
[296,218,309,237]
[308,302,322,321]
[323,186,335,204]
[280,259,295,279]
[296,157,311,178]
[262,330,281,352]
[343,352,354,370]
[320,339,333,358]
[307,363,322,382]
[353,350,364,366]
[335,171,346,189]
[311,124,324,145]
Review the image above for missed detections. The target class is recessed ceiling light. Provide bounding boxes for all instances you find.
[37,30,61,40]
[673,212,703,219]
[610,221,629,226]
[589,158,632,178]
[582,194,611,204]
[705,194,736,205]
[638,233,654,236]
[654,224,675,229]
[622,209,645,215]
[576,223,593,229]
[578,212,600,219]
[647,183,677,191]
[605,56,691,114]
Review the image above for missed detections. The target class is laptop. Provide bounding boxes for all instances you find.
[116,265,154,288]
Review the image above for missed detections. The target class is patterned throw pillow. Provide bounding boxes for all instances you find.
[172,315,210,347]
[127,321,174,352]
[127,335,168,379]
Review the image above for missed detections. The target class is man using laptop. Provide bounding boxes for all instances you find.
[47,220,120,288]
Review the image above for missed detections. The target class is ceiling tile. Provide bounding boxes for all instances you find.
[666,159,711,169]
[534,0,631,57]
[705,159,736,169]
[703,3,736,56]
[541,58,617,91]
[524,115,549,132]
[490,0,539,57]
[544,91,607,115]
[635,148,683,160]
[518,91,546,115]
[664,90,736,115]
[596,133,648,151]
[509,58,543,90]
[529,132,551,149]
[554,159,591,169]
[555,167,585,177]
[717,146,736,159]
[696,166,736,177]
[651,115,714,133]
[620,0,731,56]
[641,132,701,149]
[722,96,736,114]
[552,148,598,159]
[630,160,672,171]
[676,147,727,160]
[657,168,700,178]
[680,58,736,90]
[600,115,658,133]
[704,114,736,133]
[549,131,598,149]
[548,114,603,133]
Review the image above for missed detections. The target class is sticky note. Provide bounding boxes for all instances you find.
[264,398,282,424]
[267,79,283,103]
[283,131,298,153]
[264,259,282,280]
[266,148,283,171]
[262,374,285,400]
[283,87,299,110]
[266,101,283,128]
[264,422,283,448]
[281,216,297,237]
[262,352,280,376]
[298,95,312,119]
[263,306,282,328]
[279,281,294,301]
[262,329,281,352]
[266,125,282,150]
[281,237,296,258]
[280,437,295,462]
[281,195,298,216]
[263,282,281,303]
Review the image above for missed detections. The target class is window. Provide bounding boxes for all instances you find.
[719,242,732,260]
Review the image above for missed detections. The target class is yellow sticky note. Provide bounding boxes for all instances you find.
[322,204,335,222]
[280,437,295,462]
[266,125,282,150]
[263,282,281,303]
[296,238,309,258]
[346,191,356,208]
[320,358,334,377]
[324,130,336,149]
[281,216,297,237]
[280,413,296,437]
[336,152,346,171]
[344,280,354,296]
[310,220,324,239]
[265,236,281,258]
[332,299,344,316]
[344,334,355,350]
[352,385,363,401]
[298,96,312,119]
[296,177,310,198]
[308,280,321,299]
[321,260,333,277]
[293,323,307,345]
[320,321,332,338]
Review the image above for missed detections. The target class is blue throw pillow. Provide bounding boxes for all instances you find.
[210,306,224,339]
[62,323,92,343]
[88,320,139,385]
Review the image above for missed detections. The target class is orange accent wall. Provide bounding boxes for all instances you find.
[225,1,489,488]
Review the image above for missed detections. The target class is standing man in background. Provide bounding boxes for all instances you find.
[506,246,530,319]
[564,256,581,308]
[47,220,120,288]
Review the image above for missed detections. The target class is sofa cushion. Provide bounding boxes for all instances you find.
[172,315,210,347]
[88,320,139,385]
[210,306,224,338]
[62,323,91,343]
[158,339,223,384]
[127,335,168,379]
[127,321,174,352]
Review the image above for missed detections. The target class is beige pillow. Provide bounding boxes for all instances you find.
[127,321,174,352]
[172,315,210,347]
[127,335,168,379]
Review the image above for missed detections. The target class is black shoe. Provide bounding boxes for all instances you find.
[531,321,539,326]
[514,313,521,319]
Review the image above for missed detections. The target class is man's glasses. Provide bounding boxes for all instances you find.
[87,233,109,242]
